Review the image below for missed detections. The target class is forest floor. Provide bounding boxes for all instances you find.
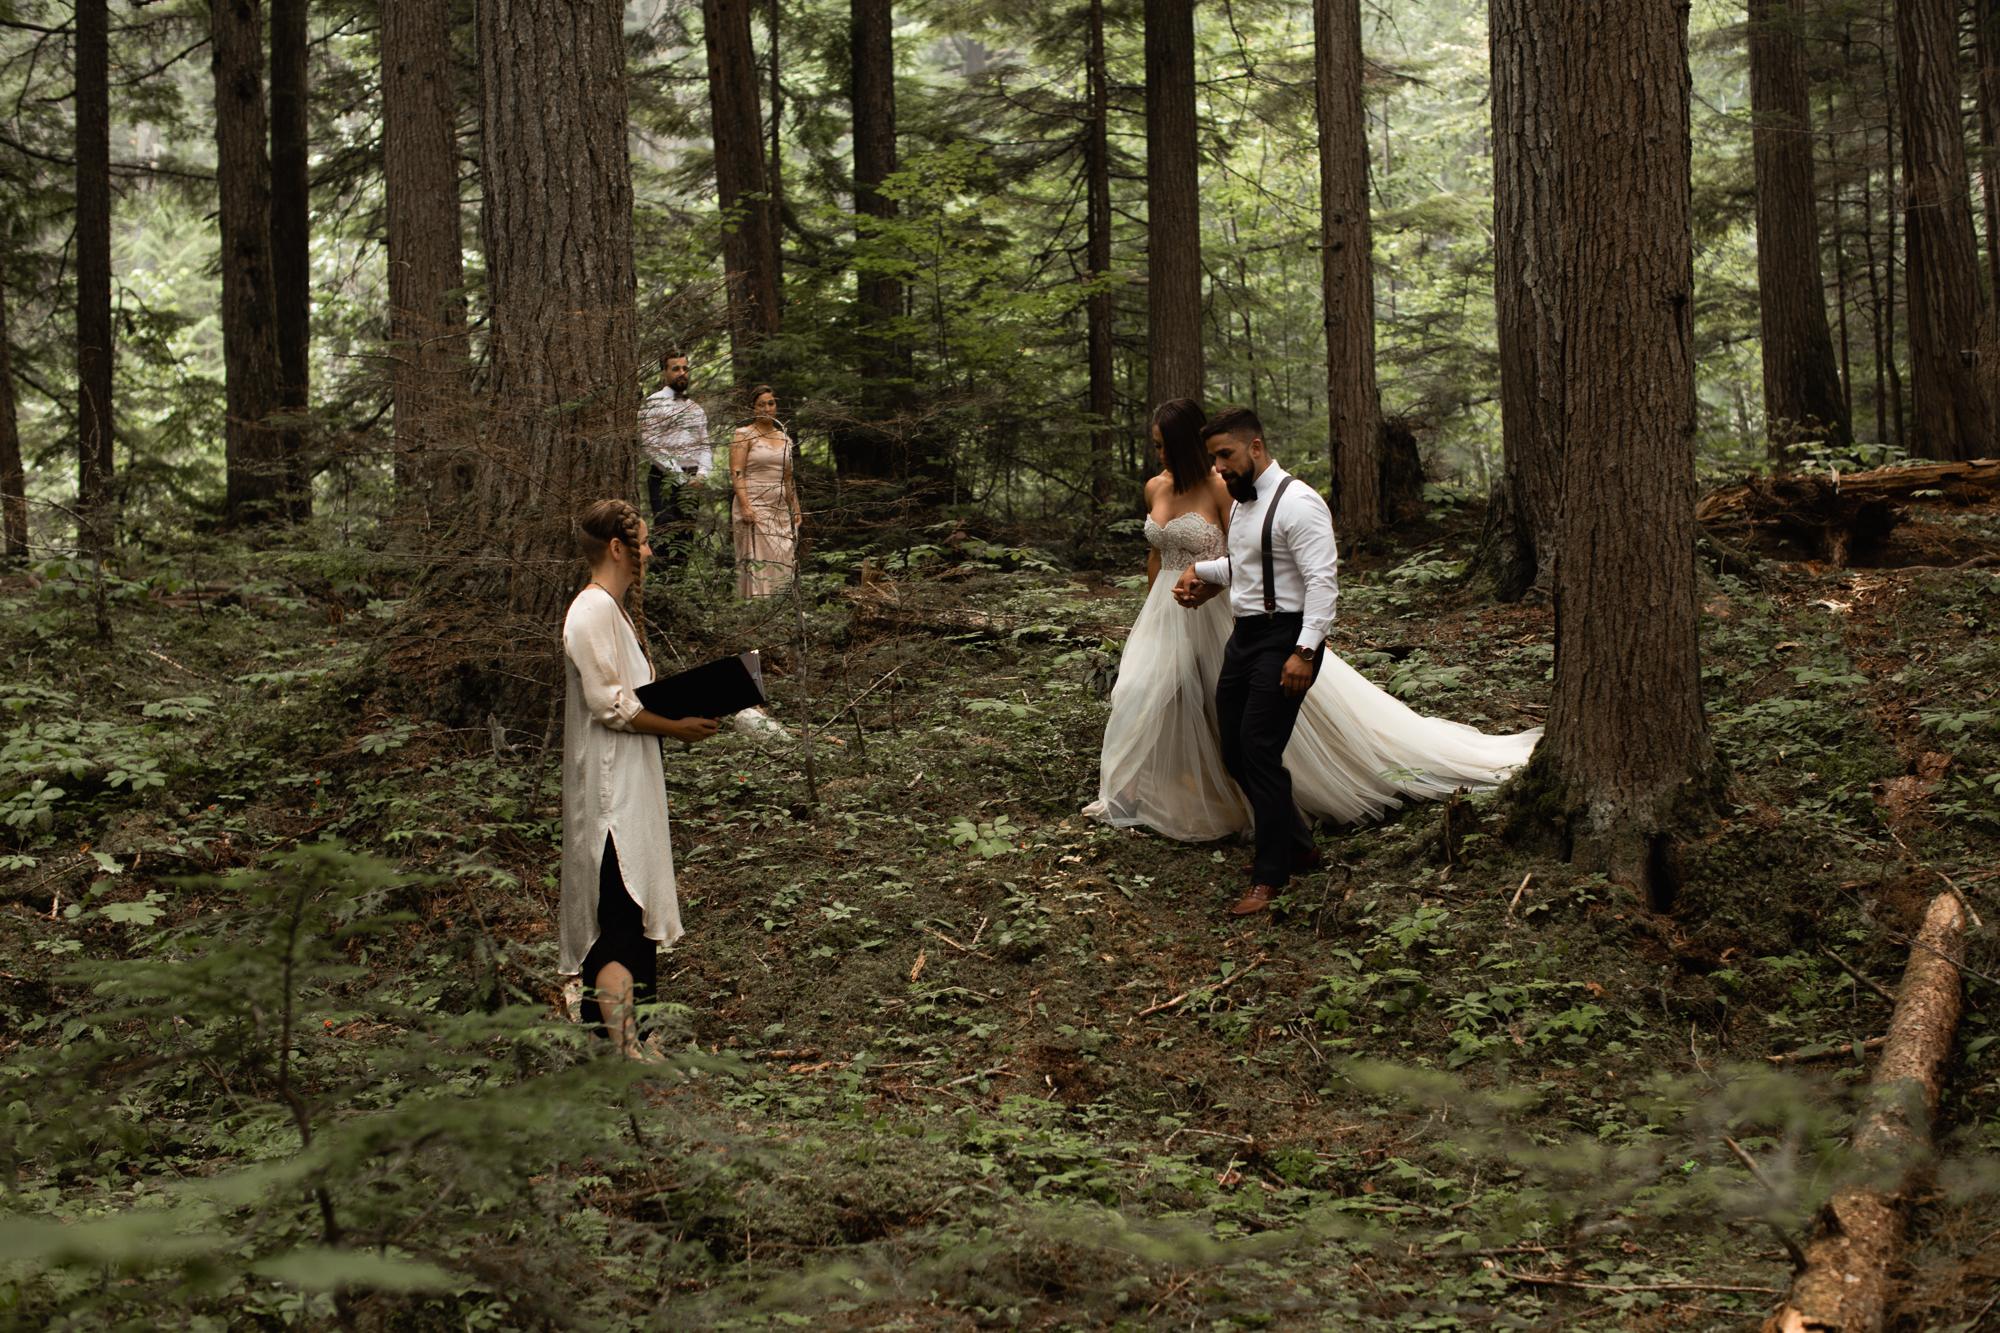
[2,485,1998,1332]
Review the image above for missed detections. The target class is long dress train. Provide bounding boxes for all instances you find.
[1085,512,1541,838]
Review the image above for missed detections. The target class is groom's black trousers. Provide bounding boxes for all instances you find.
[1216,612,1321,888]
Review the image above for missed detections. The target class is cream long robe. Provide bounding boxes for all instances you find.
[559,587,682,976]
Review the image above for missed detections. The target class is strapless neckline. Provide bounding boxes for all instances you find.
[1144,511,1227,573]
[1144,512,1223,536]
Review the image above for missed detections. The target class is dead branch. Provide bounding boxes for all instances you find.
[1820,947,1899,1005]
[1764,1034,1886,1066]
[1766,890,1967,1333]
[1494,1266,1781,1296]
[1136,955,1268,1018]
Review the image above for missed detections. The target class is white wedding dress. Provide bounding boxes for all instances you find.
[1084,511,1543,840]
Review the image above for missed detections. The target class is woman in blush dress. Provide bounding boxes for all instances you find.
[730,384,800,599]
[1085,403,1542,842]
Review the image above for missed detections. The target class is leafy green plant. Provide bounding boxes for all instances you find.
[967,697,1040,720]
[949,813,1020,857]
[3,843,684,1329]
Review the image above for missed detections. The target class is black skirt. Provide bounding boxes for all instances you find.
[578,832,659,1038]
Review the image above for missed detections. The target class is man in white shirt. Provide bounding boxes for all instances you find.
[1173,406,1340,916]
[639,349,712,571]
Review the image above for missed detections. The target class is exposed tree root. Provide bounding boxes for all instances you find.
[1764,890,1967,1333]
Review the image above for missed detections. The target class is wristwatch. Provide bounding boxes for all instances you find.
[1290,645,1315,661]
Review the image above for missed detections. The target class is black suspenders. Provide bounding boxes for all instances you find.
[1260,476,1296,614]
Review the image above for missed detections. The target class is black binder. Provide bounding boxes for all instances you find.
[635,651,767,720]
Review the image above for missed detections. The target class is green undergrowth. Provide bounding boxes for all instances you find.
[2,524,1997,1330]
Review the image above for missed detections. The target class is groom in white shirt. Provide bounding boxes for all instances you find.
[639,349,712,572]
[1172,406,1340,916]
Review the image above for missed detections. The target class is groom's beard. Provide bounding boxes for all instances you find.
[1224,470,1259,502]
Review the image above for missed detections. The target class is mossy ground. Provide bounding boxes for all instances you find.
[2,495,1997,1330]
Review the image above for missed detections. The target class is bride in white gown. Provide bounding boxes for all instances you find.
[1085,399,1542,842]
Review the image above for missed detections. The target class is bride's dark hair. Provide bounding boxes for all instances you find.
[1153,398,1209,494]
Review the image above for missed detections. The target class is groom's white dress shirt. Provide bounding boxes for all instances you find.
[640,384,713,479]
[1190,461,1340,651]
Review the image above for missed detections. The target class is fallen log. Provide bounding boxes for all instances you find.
[1697,459,2000,569]
[845,586,1128,644]
[1764,890,1967,1333]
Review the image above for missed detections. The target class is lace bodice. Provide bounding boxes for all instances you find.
[1146,512,1227,573]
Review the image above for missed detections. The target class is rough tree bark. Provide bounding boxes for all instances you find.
[470,0,638,629]
[1316,0,1383,536]
[1896,0,1992,461]
[1088,0,1116,510]
[1977,0,2000,318]
[382,0,469,514]
[1748,0,1850,463]
[269,0,312,519]
[842,0,904,478]
[76,0,114,539]
[212,0,287,526]
[1525,0,1718,911]
[1144,0,1201,406]
[1467,0,1563,603]
[704,0,782,377]
[0,275,25,558]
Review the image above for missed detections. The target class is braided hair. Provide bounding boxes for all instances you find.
[575,498,652,673]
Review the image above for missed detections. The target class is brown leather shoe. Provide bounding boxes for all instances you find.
[1228,884,1279,916]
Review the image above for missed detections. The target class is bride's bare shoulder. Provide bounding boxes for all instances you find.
[1206,473,1234,523]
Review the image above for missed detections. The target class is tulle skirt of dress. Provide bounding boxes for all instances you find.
[1085,577,1545,838]
[1084,571,1250,842]
[1287,653,1543,824]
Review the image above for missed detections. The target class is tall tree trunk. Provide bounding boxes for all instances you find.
[270,0,312,519]
[1977,0,2000,318]
[1087,0,1116,510]
[1828,87,1853,417]
[767,0,782,228]
[1535,0,1717,911]
[0,276,25,559]
[1862,112,1890,446]
[1144,0,1201,405]
[1468,0,1564,603]
[1748,0,1850,463]
[1897,0,1992,460]
[76,0,114,541]
[212,0,286,526]
[382,0,469,516]
[704,0,782,377]
[843,0,902,477]
[1315,0,1382,535]
[473,0,638,632]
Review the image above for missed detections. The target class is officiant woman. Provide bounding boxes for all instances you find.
[561,499,718,1058]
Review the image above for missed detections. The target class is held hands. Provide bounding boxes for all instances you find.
[1172,566,1224,609]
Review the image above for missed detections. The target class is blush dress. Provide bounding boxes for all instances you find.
[1085,512,1543,839]
[732,427,795,599]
